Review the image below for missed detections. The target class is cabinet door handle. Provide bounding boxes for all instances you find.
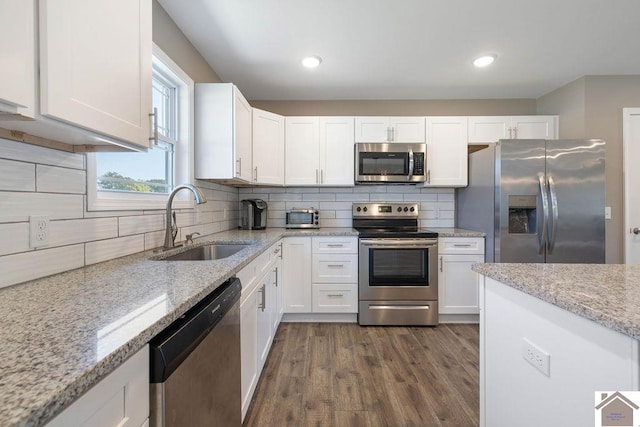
[273,267,278,287]
[326,244,344,248]
[254,166,258,182]
[259,284,266,311]
[427,169,431,184]
[453,244,472,247]
[236,158,241,177]
[439,256,443,272]
[514,127,518,139]
[148,107,158,145]
[316,169,319,184]
[327,264,344,268]
[391,126,396,142]
[320,169,324,184]
[327,294,344,297]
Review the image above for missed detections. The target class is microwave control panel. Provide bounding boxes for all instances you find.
[413,153,425,175]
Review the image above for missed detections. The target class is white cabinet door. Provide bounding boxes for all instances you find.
[511,115,558,139]
[468,116,511,143]
[285,117,320,185]
[46,346,149,427]
[282,237,312,312]
[438,254,484,314]
[424,117,468,187]
[240,285,258,420]
[354,117,390,142]
[319,117,355,186]
[0,0,35,118]
[253,108,284,185]
[39,0,152,149]
[389,117,426,142]
[355,116,425,142]
[234,87,253,181]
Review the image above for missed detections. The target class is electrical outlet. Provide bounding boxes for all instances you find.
[29,215,50,248]
[522,338,550,376]
[605,206,612,220]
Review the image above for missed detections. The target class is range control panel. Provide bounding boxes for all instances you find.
[352,203,419,218]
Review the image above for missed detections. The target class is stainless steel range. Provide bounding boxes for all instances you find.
[353,203,438,326]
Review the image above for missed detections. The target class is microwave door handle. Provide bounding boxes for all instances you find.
[408,149,414,180]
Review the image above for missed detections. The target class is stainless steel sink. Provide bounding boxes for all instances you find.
[159,244,251,261]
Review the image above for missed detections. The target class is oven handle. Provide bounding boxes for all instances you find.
[359,239,437,249]
[369,305,431,310]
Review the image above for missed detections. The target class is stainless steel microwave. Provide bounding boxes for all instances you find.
[355,143,427,183]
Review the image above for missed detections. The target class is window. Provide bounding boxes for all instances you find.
[87,45,194,211]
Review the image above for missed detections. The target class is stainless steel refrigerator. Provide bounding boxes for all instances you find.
[456,139,605,263]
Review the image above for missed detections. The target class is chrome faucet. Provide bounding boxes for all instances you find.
[163,184,207,250]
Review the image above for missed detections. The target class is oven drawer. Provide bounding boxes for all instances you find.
[312,254,358,283]
[438,237,484,255]
[358,300,438,326]
[312,284,358,313]
[312,237,358,254]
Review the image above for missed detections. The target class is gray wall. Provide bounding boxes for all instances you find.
[537,75,640,263]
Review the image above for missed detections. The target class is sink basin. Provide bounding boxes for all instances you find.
[160,244,251,261]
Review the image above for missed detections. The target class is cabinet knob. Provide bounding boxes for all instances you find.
[632,227,640,235]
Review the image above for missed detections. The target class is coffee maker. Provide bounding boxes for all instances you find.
[240,199,268,230]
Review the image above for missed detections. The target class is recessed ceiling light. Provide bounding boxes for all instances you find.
[473,54,496,68]
[302,56,322,68]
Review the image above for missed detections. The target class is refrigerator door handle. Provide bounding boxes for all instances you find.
[547,175,559,254]
[538,175,549,254]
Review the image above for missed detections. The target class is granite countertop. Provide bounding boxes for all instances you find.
[473,263,640,340]
[428,227,486,237]
[0,227,358,427]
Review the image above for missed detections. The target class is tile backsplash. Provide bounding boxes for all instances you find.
[0,138,239,289]
[239,186,455,228]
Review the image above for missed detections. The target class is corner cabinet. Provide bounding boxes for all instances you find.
[422,117,468,187]
[438,237,485,323]
[1,0,152,150]
[284,117,354,186]
[46,346,149,427]
[354,116,425,143]
[468,115,558,143]
[196,83,253,182]
[252,108,284,185]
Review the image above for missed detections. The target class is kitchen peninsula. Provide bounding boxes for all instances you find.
[474,263,640,427]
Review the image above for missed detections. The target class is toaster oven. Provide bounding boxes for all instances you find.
[285,208,319,229]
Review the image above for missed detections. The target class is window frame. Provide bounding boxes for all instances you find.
[86,44,195,211]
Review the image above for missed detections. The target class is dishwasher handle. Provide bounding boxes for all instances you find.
[149,277,242,383]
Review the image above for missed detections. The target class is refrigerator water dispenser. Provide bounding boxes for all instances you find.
[508,195,537,234]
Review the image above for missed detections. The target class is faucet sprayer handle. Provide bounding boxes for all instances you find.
[185,232,200,244]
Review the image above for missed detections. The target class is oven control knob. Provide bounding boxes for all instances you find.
[410,207,415,212]
[397,207,401,212]
[403,207,408,212]
[363,207,368,212]
[356,207,361,212]
[315,221,319,225]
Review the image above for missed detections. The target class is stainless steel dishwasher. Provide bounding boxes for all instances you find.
[150,277,241,426]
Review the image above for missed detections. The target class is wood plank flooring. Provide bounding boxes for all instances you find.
[243,323,479,427]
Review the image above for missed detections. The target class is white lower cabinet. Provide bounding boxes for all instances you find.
[283,236,358,314]
[438,237,485,321]
[46,346,149,427]
[239,240,282,421]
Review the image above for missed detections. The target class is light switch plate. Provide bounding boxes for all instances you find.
[605,206,611,220]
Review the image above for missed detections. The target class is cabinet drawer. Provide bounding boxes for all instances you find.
[312,254,358,283]
[312,284,358,313]
[312,237,358,254]
[439,237,485,255]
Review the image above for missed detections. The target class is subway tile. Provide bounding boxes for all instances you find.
[438,192,455,201]
[49,218,118,247]
[0,138,85,169]
[422,219,455,228]
[0,244,84,289]
[118,214,164,236]
[203,222,222,236]
[318,201,352,210]
[265,201,285,211]
[353,185,387,193]
[369,193,404,202]
[144,230,165,251]
[405,193,438,201]
[318,211,336,219]
[320,218,352,228]
[0,223,31,256]
[250,187,285,194]
[266,218,285,228]
[335,210,353,219]
[285,201,318,210]
[336,193,368,201]
[436,201,455,210]
[269,210,286,219]
[286,187,319,194]
[0,159,35,192]
[302,193,336,202]
[85,235,144,265]
[85,210,143,218]
[36,165,86,194]
[174,212,195,228]
[0,192,83,223]
[319,187,353,193]
[197,211,215,225]
[268,193,302,202]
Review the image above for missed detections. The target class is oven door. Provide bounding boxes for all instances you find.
[358,238,438,301]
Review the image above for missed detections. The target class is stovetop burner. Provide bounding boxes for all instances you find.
[352,203,438,239]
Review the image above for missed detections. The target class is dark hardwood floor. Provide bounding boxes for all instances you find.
[243,323,479,427]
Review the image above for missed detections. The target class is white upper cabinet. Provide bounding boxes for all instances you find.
[423,117,468,187]
[0,0,35,118]
[39,0,152,149]
[252,108,284,185]
[319,117,355,186]
[468,115,558,142]
[285,116,355,186]
[195,83,253,182]
[0,0,152,150]
[355,116,425,143]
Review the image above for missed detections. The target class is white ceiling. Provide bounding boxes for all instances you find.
[159,0,640,101]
